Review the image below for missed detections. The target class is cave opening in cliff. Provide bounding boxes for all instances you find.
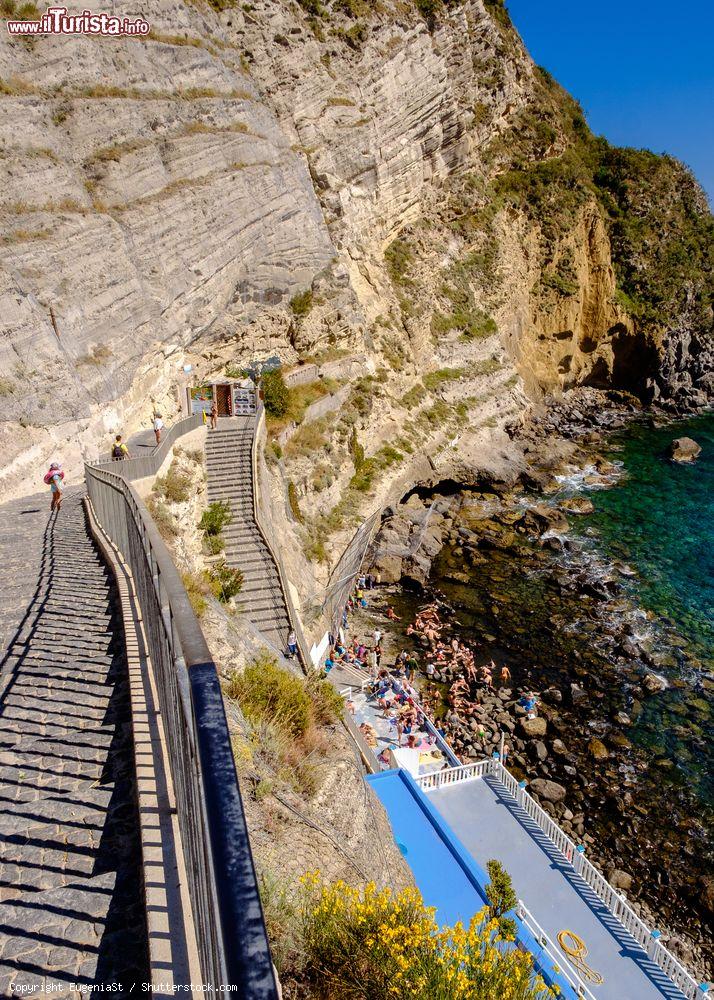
[582,327,661,399]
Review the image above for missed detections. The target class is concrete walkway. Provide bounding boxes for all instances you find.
[0,490,148,994]
[428,776,686,1000]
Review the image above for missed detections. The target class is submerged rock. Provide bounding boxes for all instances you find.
[668,437,702,463]
[643,672,668,694]
[588,738,609,761]
[560,496,595,515]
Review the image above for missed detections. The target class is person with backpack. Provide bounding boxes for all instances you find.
[44,462,65,512]
[111,435,130,461]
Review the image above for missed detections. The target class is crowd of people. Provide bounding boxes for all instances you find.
[329,584,538,767]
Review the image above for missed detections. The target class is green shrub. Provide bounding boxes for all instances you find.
[145,497,178,539]
[203,533,225,555]
[422,367,463,390]
[289,288,314,318]
[227,653,313,737]
[288,480,304,523]
[399,384,427,410]
[154,460,192,503]
[199,500,232,536]
[262,369,289,417]
[384,236,414,286]
[348,426,365,471]
[181,570,209,617]
[207,560,243,602]
[486,859,518,940]
[296,0,324,15]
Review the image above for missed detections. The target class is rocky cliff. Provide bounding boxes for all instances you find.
[0,0,712,505]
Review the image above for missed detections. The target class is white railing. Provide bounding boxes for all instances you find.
[516,900,597,1000]
[417,758,709,1000]
[415,759,491,791]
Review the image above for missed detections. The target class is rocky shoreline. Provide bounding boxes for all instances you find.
[366,389,713,979]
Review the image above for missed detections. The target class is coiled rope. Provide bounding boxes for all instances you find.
[557,930,604,985]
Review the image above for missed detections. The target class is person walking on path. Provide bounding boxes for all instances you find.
[44,462,65,513]
[287,630,298,659]
[153,411,164,446]
[111,435,130,461]
[210,400,218,430]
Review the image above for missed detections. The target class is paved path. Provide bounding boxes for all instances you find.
[0,490,148,994]
[428,777,685,1000]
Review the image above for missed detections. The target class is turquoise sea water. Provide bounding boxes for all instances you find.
[586,414,714,665]
[574,413,714,805]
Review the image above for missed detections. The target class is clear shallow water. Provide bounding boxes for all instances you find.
[584,414,713,666]
[571,413,714,806]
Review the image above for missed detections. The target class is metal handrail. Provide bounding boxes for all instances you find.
[90,413,203,481]
[516,901,598,1000]
[417,758,708,1000]
[84,463,278,998]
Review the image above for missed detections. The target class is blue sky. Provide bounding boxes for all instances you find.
[505,0,714,206]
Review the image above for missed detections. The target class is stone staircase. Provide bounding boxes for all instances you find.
[205,419,291,651]
[0,490,147,992]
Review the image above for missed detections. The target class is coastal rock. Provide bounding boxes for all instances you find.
[559,496,595,515]
[529,778,567,804]
[570,684,589,706]
[520,717,547,738]
[607,869,634,892]
[521,505,569,535]
[370,553,403,584]
[588,738,609,761]
[667,437,702,463]
[643,673,668,694]
[551,739,568,756]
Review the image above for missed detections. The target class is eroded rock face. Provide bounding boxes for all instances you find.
[0,2,336,488]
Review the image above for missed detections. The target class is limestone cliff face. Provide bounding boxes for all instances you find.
[509,204,633,394]
[0,0,335,487]
[0,0,711,498]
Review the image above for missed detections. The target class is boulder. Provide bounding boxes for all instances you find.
[643,672,668,694]
[570,683,588,706]
[369,553,403,584]
[551,738,568,756]
[668,437,701,463]
[520,716,547,738]
[559,496,595,515]
[521,504,569,535]
[588,738,609,761]
[607,868,633,892]
[529,778,567,803]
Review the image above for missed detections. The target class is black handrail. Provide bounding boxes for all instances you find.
[84,463,278,997]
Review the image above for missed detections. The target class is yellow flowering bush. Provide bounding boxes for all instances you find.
[298,873,558,1000]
